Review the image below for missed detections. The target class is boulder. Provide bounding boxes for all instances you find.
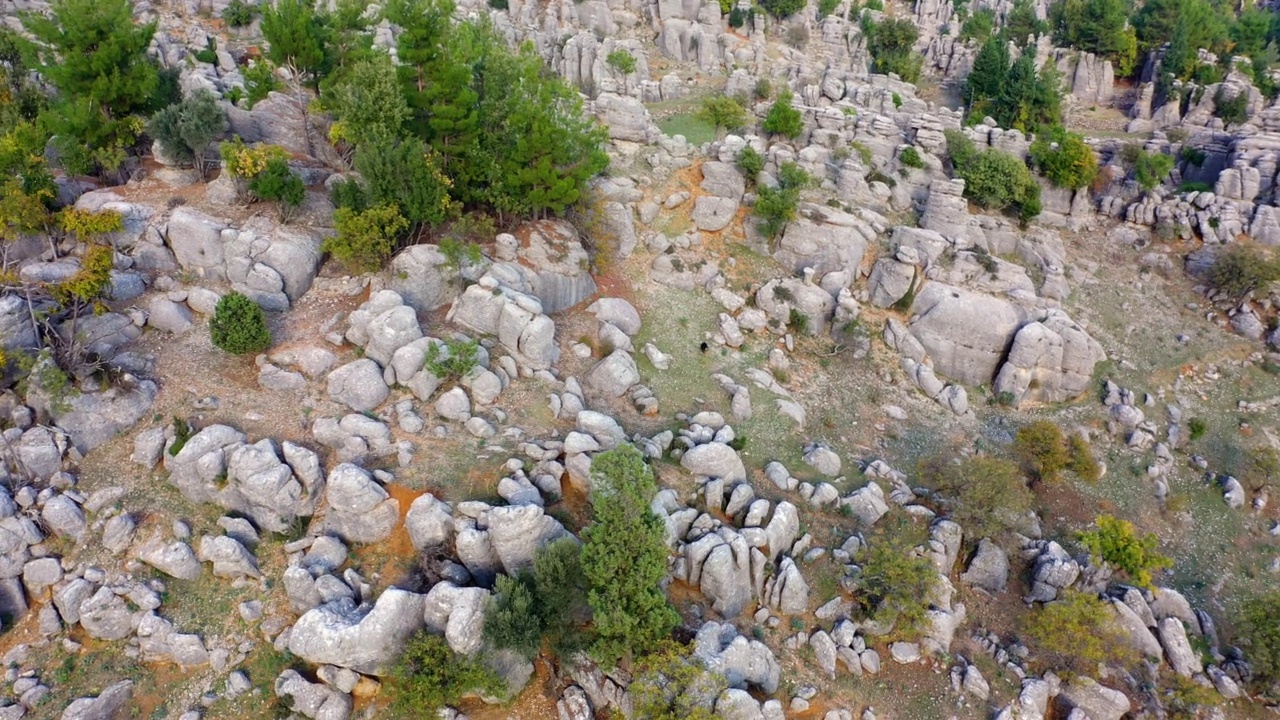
[383,245,456,313]
[327,359,390,412]
[405,494,453,550]
[692,196,739,232]
[78,587,134,641]
[584,350,640,398]
[197,535,261,579]
[486,504,571,576]
[959,539,1008,593]
[136,538,202,580]
[907,283,1027,386]
[587,298,642,336]
[274,669,354,720]
[323,464,399,544]
[363,306,423,367]
[993,311,1105,405]
[287,589,426,675]
[60,680,133,720]
[147,297,193,334]
[1158,617,1203,677]
[681,443,747,482]
[1059,677,1130,720]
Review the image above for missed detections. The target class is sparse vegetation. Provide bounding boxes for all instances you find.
[606,49,637,75]
[754,161,810,239]
[853,519,937,637]
[1013,420,1070,482]
[899,145,924,169]
[629,643,728,720]
[423,337,480,381]
[945,129,1042,224]
[918,455,1033,539]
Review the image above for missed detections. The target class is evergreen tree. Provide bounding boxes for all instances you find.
[1002,0,1047,43]
[1047,0,1136,75]
[581,445,679,667]
[963,37,1010,117]
[326,52,411,146]
[261,0,332,88]
[998,52,1039,129]
[20,0,158,119]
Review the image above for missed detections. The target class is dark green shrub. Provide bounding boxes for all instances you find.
[728,6,747,27]
[1178,180,1213,193]
[960,7,995,42]
[817,0,841,18]
[1134,150,1174,191]
[736,146,765,181]
[147,89,227,175]
[945,129,1041,224]
[193,38,218,65]
[863,17,923,82]
[221,0,258,27]
[485,572,542,658]
[386,632,504,714]
[1207,244,1280,297]
[695,95,748,135]
[762,91,803,138]
[328,178,370,212]
[488,0,509,8]
[1187,417,1207,441]
[754,162,809,239]
[247,157,305,221]
[210,291,271,355]
[1180,145,1207,166]
[168,417,194,456]
[630,643,728,720]
[899,145,924,168]
[243,61,280,108]
[485,537,592,660]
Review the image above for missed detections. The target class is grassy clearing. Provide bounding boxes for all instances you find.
[656,113,717,145]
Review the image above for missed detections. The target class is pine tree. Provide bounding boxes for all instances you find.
[581,445,679,667]
[998,52,1039,130]
[261,0,332,88]
[963,37,1010,118]
[20,0,158,119]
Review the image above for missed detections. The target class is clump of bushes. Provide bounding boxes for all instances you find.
[1214,86,1249,127]
[1078,514,1171,588]
[862,17,923,83]
[1134,149,1175,191]
[945,129,1041,225]
[1207,244,1280,298]
[485,537,592,660]
[247,157,306,222]
[695,95,748,136]
[1234,591,1280,692]
[606,49,637,75]
[210,292,271,355]
[220,0,258,27]
[629,643,728,720]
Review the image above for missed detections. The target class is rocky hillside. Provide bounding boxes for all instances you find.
[0,0,1279,718]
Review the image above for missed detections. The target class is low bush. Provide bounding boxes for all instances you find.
[424,337,480,381]
[1207,244,1280,298]
[629,642,728,720]
[1029,127,1098,189]
[1078,514,1171,588]
[386,632,504,714]
[899,145,924,169]
[1214,86,1249,127]
[1187,417,1208,441]
[324,203,408,272]
[210,291,271,355]
[762,91,803,138]
[247,157,305,221]
[754,162,809,239]
[1067,434,1102,482]
[1024,590,1141,672]
[485,538,593,660]
[221,0,258,27]
[1014,420,1069,482]
[736,146,765,181]
[1234,591,1280,690]
[695,95,748,135]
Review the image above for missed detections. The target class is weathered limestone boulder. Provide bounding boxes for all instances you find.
[993,310,1106,405]
[959,538,1008,593]
[447,277,557,370]
[26,366,158,453]
[907,283,1028,386]
[287,589,426,675]
[327,359,390,412]
[61,680,134,720]
[381,244,457,313]
[584,350,640,397]
[772,210,871,276]
[514,220,598,313]
[274,669,355,719]
[681,442,747,482]
[323,464,400,544]
[1059,677,1130,720]
[693,621,781,694]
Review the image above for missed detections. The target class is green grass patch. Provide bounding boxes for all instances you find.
[656,113,717,145]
